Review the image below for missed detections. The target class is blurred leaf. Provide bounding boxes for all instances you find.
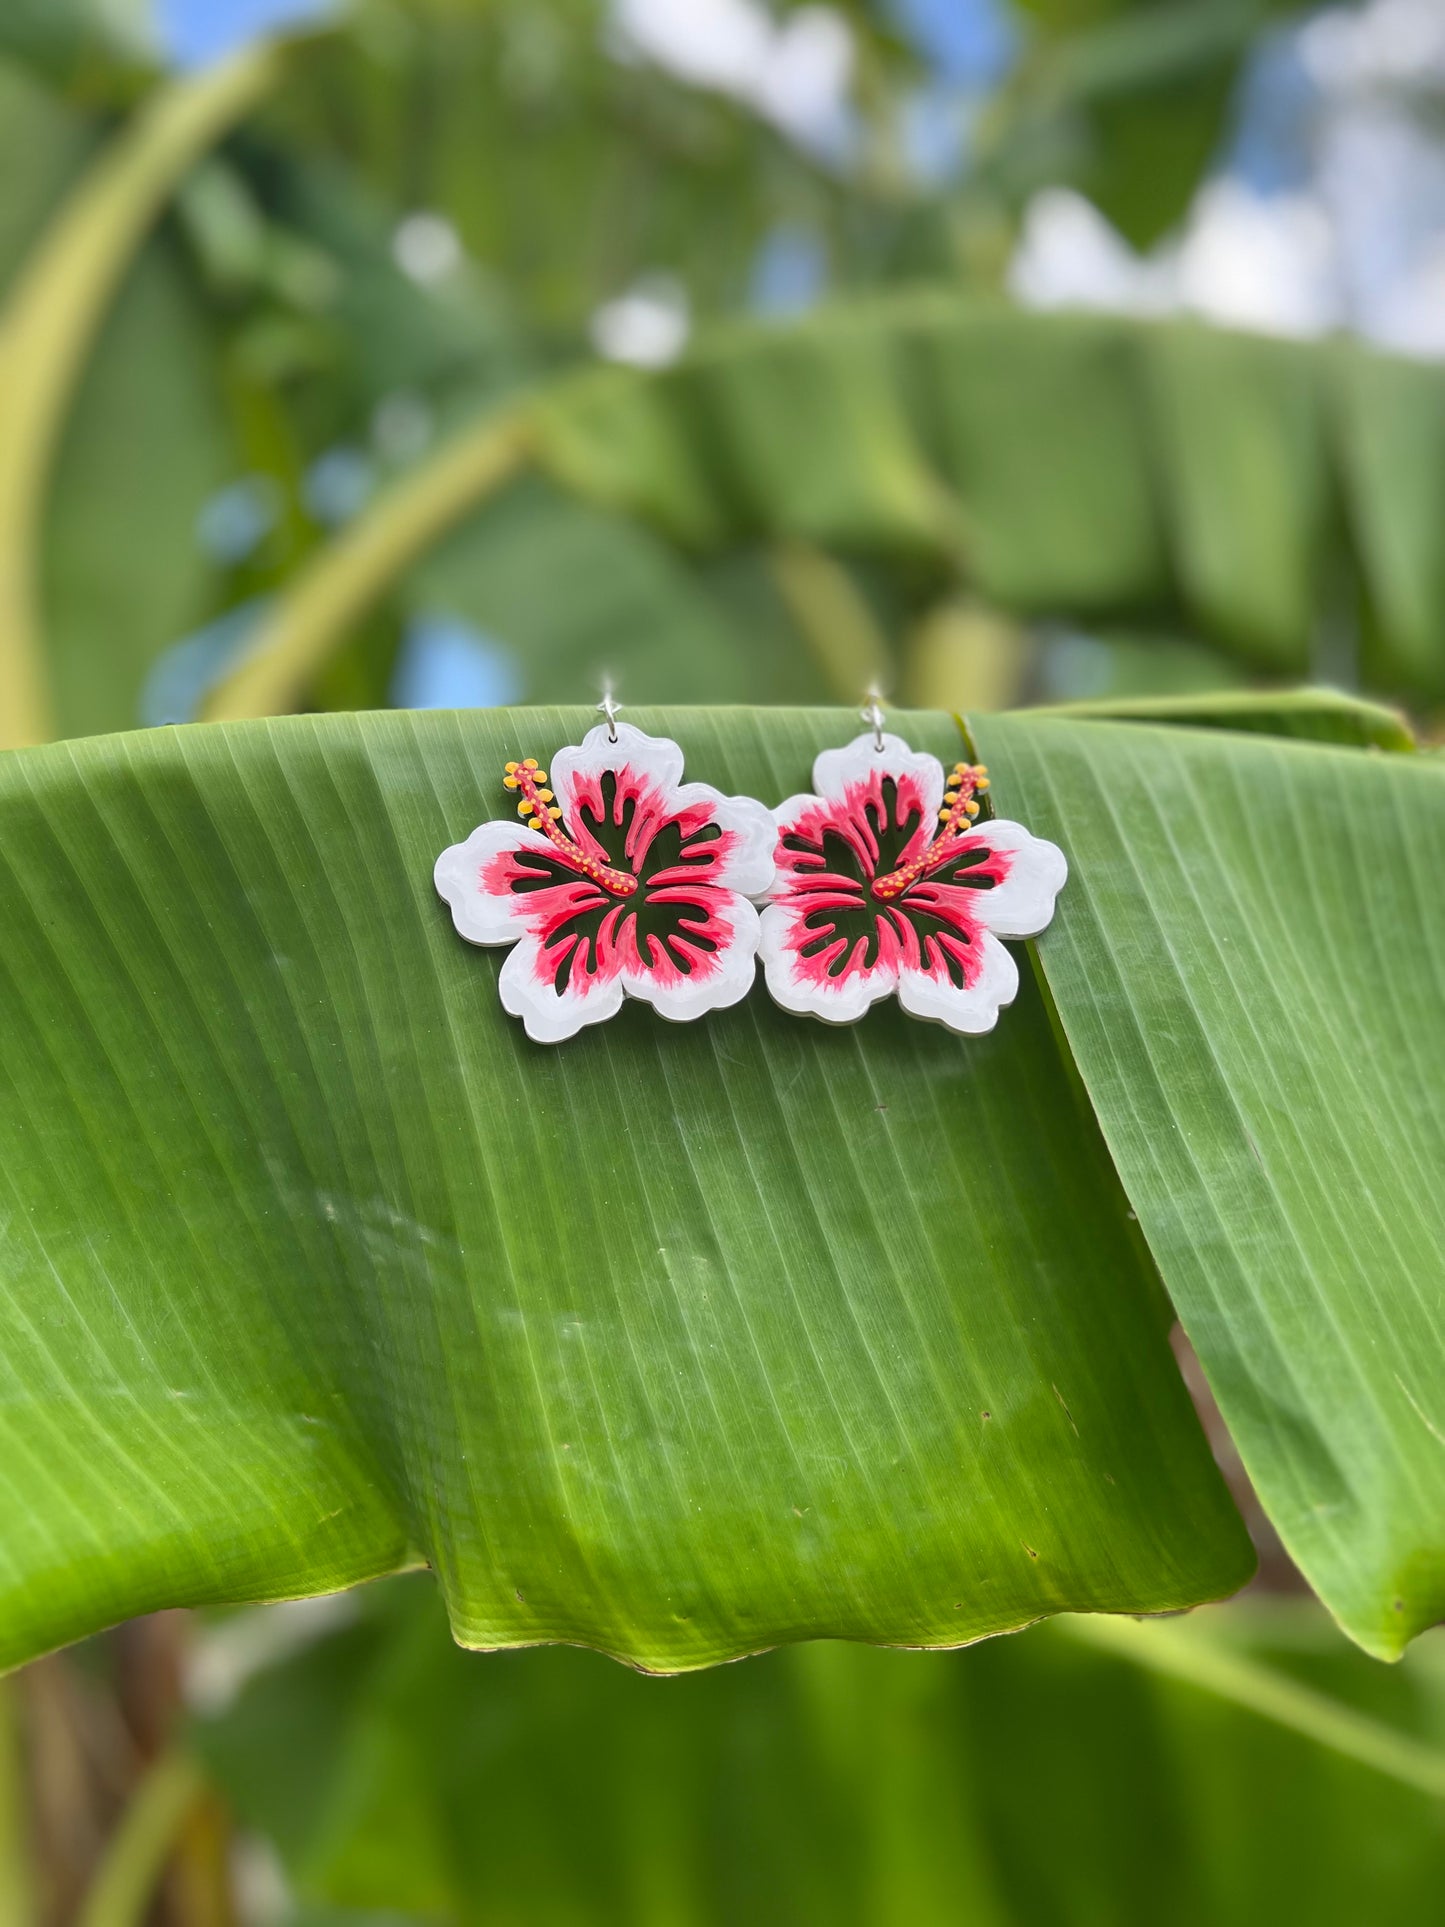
[254,0,868,338]
[229,297,1445,724]
[42,234,235,737]
[1143,324,1328,671]
[0,0,156,95]
[768,539,891,700]
[1034,685,1416,751]
[916,307,1167,609]
[540,300,1433,688]
[0,60,94,273]
[906,600,1034,712]
[1336,346,1445,699]
[0,63,238,737]
[197,1575,1445,1926]
[0,705,1249,1674]
[972,711,1445,1654]
[0,42,284,746]
[246,151,539,441]
[0,1679,34,1927]
[76,1752,207,1927]
[409,477,834,705]
[1032,0,1262,248]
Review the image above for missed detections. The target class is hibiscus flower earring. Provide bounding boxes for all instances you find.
[435,697,776,1044]
[760,698,1067,1036]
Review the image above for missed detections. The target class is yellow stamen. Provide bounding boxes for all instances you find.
[509,757,640,896]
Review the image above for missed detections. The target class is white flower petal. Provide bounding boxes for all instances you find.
[498,938,625,1045]
[963,820,1069,938]
[897,928,1019,1035]
[549,720,684,824]
[434,820,545,944]
[665,783,777,898]
[622,891,763,1024]
[809,731,945,823]
[758,900,899,1026]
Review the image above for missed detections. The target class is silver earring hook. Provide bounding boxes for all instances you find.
[597,687,622,745]
[860,687,886,754]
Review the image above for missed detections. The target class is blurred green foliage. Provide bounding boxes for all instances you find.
[4,0,1370,754]
[197,1574,1445,1927]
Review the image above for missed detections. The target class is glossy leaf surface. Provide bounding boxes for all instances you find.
[972,710,1445,1655]
[0,706,1248,1673]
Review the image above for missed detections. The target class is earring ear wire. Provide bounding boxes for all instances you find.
[860,687,887,754]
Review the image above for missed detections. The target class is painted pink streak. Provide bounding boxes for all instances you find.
[784,899,908,989]
[777,771,935,883]
[481,840,734,996]
[562,766,685,870]
[647,824,739,890]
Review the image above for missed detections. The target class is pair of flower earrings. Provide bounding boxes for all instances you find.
[433,699,1067,1046]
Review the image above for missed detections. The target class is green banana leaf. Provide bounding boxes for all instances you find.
[531,300,1445,697]
[972,709,1445,1655]
[1029,687,1414,751]
[0,705,1250,1674]
[195,1574,1445,1927]
[3,699,1442,1671]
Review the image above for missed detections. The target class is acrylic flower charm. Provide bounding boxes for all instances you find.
[761,732,1067,1035]
[435,722,775,1044]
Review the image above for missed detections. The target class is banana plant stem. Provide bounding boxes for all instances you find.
[1060,1613,1445,1801]
[0,1679,35,1927]
[204,409,535,721]
[769,539,891,703]
[0,42,285,750]
[77,1750,208,1927]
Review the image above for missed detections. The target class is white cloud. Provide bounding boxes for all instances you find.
[1010,0,1445,360]
[1008,189,1178,318]
[1009,182,1340,341]
[1177,181,1339,338]
[757,8,854,149]
[590,274,691,366]
[393,211,463,286]
[1301,0,1445,92]
[1316,103,1445,358]
[610,0,854,152]
[1011,182,1340,341]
